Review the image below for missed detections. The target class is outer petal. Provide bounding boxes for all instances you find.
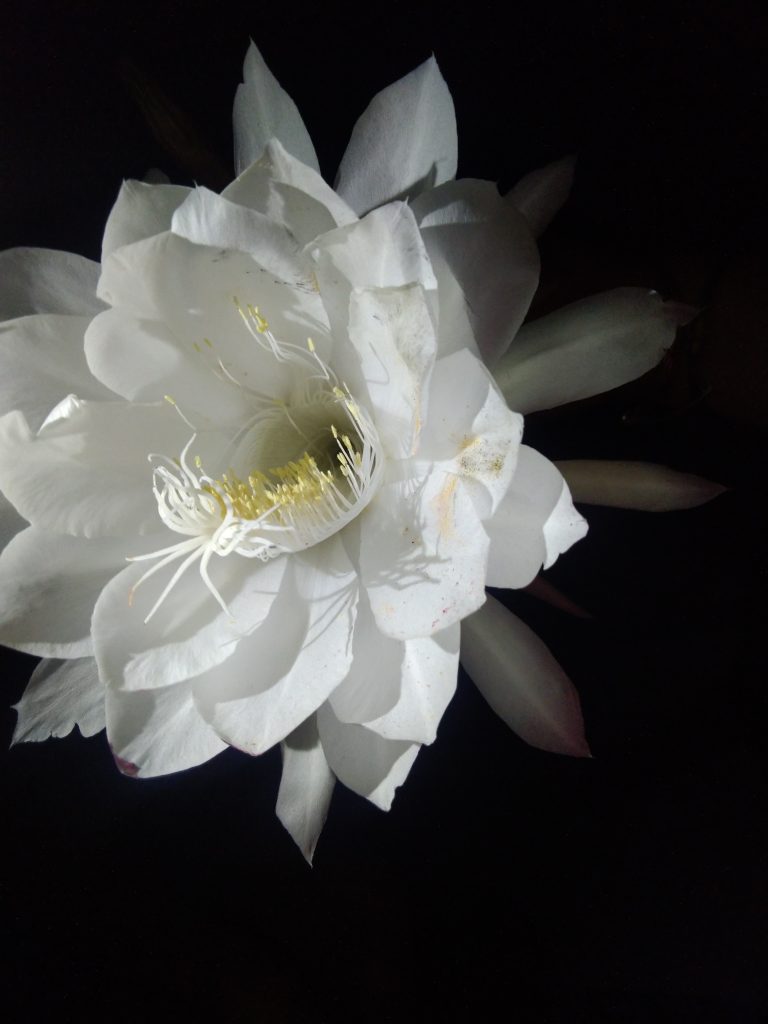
[0,526,135,657]
[0,314,115,429]
[461,595,590,757]
[506,155,576,238]
[494,288,688,414]
[360,464,489,641]
[0,247,104,319]
[317,704,420,811]
[335,56,457,216]
[276,715,336,865]
[485,446,587,589]
[346,285,436,459]
[193,537,358,756]
[412,180,540,366]
[93,551,287,692]
[224,139,356,243]
[233,41,319,175]
[101,179,191,260]
[12,658,105,744]
[106,682,227,778]
[0,493,26,551]
[0,401,190,537]
[330,594,459,745]
[556,460,728,511]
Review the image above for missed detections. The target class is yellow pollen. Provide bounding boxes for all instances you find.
[205,452,336,523]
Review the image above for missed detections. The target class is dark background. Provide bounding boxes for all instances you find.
[1,2,766,1020]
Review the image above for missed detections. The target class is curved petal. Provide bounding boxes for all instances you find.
[494,288,687,414]
[556,460,728,511]
[0,314,115,429]
[506,155,576,238]
[276,715,335,865]
[0,401,191,537]
[233,41,319,175]
[0,526,134,657]
[412,179,540,366]
[347,284,436,459]
[106,681,227,778]
[193,537,358,755]
[360,463,489,641]
[0,493,26,552]
[317,703,420,811]
[224,139,356,243]
[0,247,104,319]
[12,657,105,744]
[101,179,191,260]
[93,550,287,692]
[461,595,590,757]
[485,446,587,589]
[335,56,457,216]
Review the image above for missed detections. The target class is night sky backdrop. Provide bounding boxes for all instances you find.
[2,2,766,1020]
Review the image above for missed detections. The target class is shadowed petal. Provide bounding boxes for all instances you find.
[13,658,105,744]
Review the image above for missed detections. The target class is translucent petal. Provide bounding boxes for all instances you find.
[557,460,727,511]
[12,658,105,744]
[276,715,335,865]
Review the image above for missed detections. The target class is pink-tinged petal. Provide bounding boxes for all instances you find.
[360,463,489,641]
[462,595,591,757]
[335,56,457,215]
[276,715,335,865]
[233,41,319,175]
[347,284,437,459]
[524,576,593,620]
[506,155,576,238]
[101,179,191,260]
[0,247,104,319]
[106,682,226,778]
[317,704,420,811]
[224,139,356,243]
[12,658,105,744]
[0,526,136,657]
[0,401,190,537]
[0,314,114,429]
[494,288,687,414]
[93,551,287,692]
[556,460,728,511]
[193,537,358,755]
[412,179,540,366]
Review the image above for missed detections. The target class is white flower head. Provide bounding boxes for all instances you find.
[0,43,715,863]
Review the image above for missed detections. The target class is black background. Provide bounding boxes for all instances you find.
[1,2,766,1020]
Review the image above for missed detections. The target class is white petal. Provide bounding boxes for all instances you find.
[419,348,523,519]
[0,247,104,319]
[106,681,227,778]
[0,526,134,657]
[0,401,190,537]
[0,493,26,551]
[224,139,356,243]
[93,551,287,692]
[171,187,305,283]
[360,464,489,641]
[556,459,728,511]
[412,179,540,366]
[0,314,114,430]
[335,57,457,216]
[12,658,105,744]
[193,537,358,755]
[506,155,576,238]
[494,288,686,414]
[84,307,255,427]
[276,715,335,864]
[484,446,574,588]
[461,595,590,757]
[101,179,191,260]
[317,703,420,811]
[233,41,319,175]
[347,285,436,458]
[542,482,589,569]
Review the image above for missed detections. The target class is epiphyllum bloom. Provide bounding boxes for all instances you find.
[0,45,722,861]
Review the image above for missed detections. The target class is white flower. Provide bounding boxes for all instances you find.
[0,44,722,862]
